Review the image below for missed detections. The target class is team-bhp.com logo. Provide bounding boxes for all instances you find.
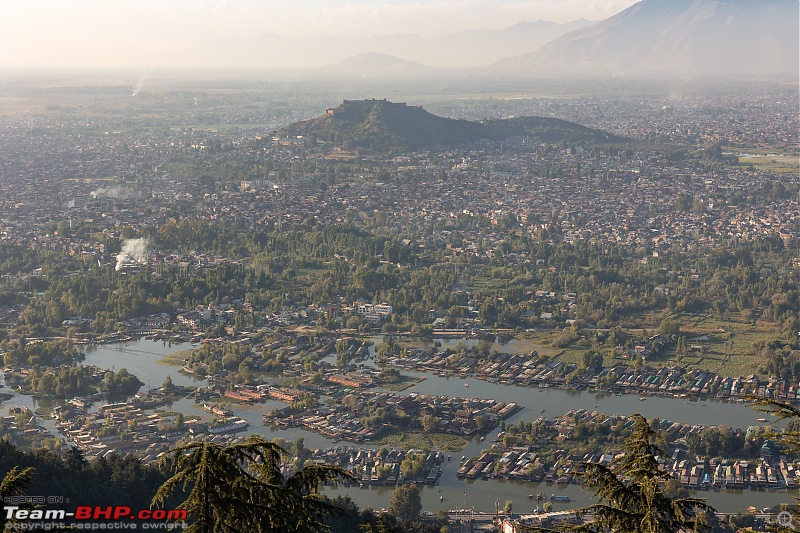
[4,505,187,530]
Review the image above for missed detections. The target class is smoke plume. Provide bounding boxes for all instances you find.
[91,185,126,199]
[116,238,150,271]
[132,78,144,97]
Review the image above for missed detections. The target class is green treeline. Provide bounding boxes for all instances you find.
[0,439,448,533]
[0,440,164,509]
[1,222,797,350]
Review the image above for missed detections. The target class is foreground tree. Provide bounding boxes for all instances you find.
[153,435,353,533]
[0,466,34,531]
[388,484,422,522]
[752,396,800,530]
[527,414,712,532]
[752,396,800,452]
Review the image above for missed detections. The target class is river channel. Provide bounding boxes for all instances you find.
[0,338,794,514]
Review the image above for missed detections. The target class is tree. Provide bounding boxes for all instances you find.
[335,338,352,367]
[477,338,493,356]
[388,484,422,522]
[421,415,441,433]
[162,375,176,393]
[752,396,800,453]
[153,435,352,533]
[504,499,513,516]
[659,318,681,337]
[295,436,308,462]
[528,414,712,532]
[399,454,426,481]
[581,349,604,372]
[0,467,34,531]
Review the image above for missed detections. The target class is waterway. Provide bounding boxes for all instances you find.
[0,338,795,514]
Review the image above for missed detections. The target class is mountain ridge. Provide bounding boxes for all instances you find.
[199,19,596,70]
[322,53,434,77]
[495,0,799,76]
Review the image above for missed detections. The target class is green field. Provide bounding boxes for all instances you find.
[158,349,196,365]
[536,312,781,378]
[469,276,509,290]
[380,376,426,392]
[738,151,799,174]
[367,428,470,452]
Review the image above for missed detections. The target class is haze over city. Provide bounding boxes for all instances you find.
[0,0,639,69]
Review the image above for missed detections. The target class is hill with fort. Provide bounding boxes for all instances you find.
[275,99,624,153]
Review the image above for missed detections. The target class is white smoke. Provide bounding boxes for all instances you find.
[91,185,127,199]
[132,75,146,97]
[116,238,150,271]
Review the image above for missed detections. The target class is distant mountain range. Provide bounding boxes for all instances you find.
[275,99,624,153]
[201,19,594,70]
[322,53,433,78]
[197,0,798,77]
[495,0,799,76]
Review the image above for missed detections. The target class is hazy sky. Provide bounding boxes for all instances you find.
[0,0,639,68]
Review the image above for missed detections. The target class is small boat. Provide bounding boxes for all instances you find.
[448,455,451,461]
[639,397,647,401]
[541,408,546,413]
[479,436,485,441]
[440,495,443,502]
[758,418,768,423]
[464,383,470,388]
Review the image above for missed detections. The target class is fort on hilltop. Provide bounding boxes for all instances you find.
[326,99,423,116]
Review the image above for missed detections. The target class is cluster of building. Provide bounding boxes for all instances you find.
[381,349,573,385]
[676,452,798,491]
[586,366,798,400]
[483,410,799,493]
[169,300,391,334]
[0,406,53,449]
[177,334,374,386]
[264,390,519,443]
[433,90,798,152]
[1,92,797,288]
[50,391,249,462]
[383,347,800,401]
[308,446,445,487]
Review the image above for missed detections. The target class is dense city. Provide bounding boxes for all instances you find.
[0,77,798,533]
